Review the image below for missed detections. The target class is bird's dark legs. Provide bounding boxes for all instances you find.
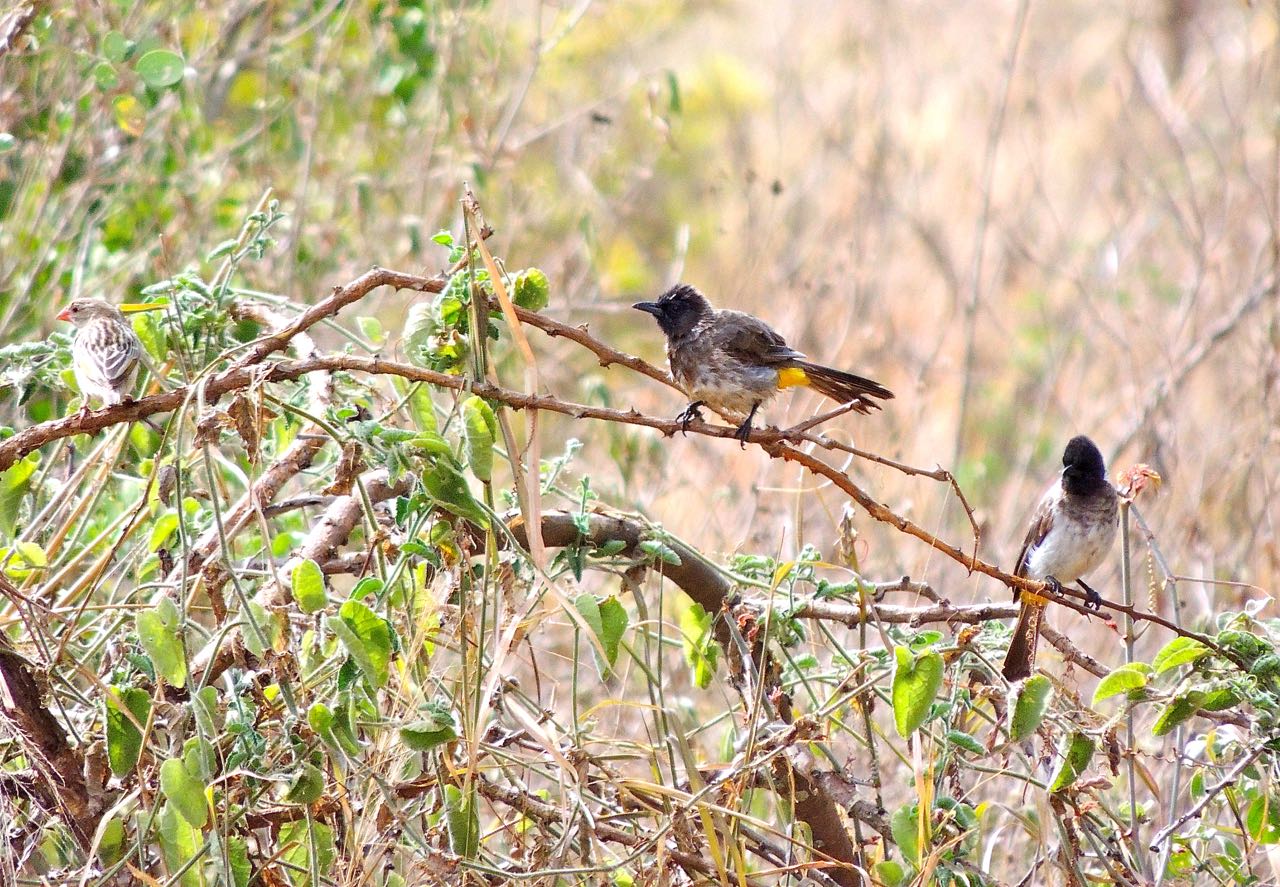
[1042,575,1064,598]
[1077,578,1103,611]
[733,402,761,446]
[676,401,706,435]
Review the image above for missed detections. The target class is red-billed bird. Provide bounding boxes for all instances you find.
[57,299,143,410]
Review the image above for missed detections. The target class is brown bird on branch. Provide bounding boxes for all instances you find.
[1001,435,1118,682]
[632,284,892,443]
[57,298,165,415]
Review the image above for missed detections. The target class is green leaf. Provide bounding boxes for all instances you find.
[291,558,327,614]
[1049,732,1095,792]
[513,267,550,311]
[1153,636,1211,674]
[945,730,985,756]
[356,315,384,345]
[183,736,217,781]
[280,820,335,887]
[206,238,238,261]
[407,384,438,433]
[15,541,45,568]
[212,833,251,887]
[638,538,682,566]
[1152,695,1198,736]
[678,601,720,689]
[890,802,921,866]
[192,687,218,739]
[92,61,118,90]
[462,396,497,482]
[1092,663,1149,705]
[283,763,325,805]
[423,459,489,529]
[131,308,168,363]
[0,451,38,537]
[1010,674,1053,741]
[403,302,436,367]
[351,576,384,600]
[1198,686,1241,712]
[102,31,131,63]
[329,600,392,688]
[444,784,480,858]
[105,687,151,776]
[160,758,208,828]
[574,593,629,673]
[136,607,187,688]
[157,802,202,887]
[147,511,179,553]
[892,646,944,738]
[98,814,127,865]
[597,596,629,667]
[135,49,185,89]
[1248,794,1280,844]
[873,860,907,887]
[400,702,458,751]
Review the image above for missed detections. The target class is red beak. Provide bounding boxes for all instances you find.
[56,307,71,321]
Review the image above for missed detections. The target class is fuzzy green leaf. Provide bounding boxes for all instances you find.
[892,646,944,738]
[1152,695,1198,736]
[157,802,202,887]
[291,558,327,614]
[1049,732,1095,792]
[890,802,921,866]
[462,396,497,482]
[329,599,392,688]
[135,49,185,89]
[444,784,480,858]
[1092,663,1149,706]
[105,687,151,776]
[1153,636,1211,674]
[945,730,985,756]
[513,267,550,311]
[160,758,208,828]
[1010,674,1052,741]
[136,607,187,688]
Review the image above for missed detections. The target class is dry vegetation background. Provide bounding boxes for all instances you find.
[1,0,1279,885]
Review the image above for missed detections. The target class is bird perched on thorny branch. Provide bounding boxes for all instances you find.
[633,284,892,443]
[57,298,146,413]
[1001,435,1119,682]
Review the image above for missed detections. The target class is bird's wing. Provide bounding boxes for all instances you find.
[713,311,806,365]
[80,320,140,386]
[1012,485,1058,594]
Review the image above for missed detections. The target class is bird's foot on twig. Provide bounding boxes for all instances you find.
[676,401,705,435]
[1078,579,1103,611]
[732,402,762,448]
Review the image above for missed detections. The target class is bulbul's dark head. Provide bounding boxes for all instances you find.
[632,284,711,339]
[1061,435,1107,494]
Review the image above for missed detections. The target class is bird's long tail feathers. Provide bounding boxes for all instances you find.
[1002,600,1043,682]
[796,361,894,413]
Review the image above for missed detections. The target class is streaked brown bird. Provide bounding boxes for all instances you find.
[632,284,893,442]
[1001,435,1118,682]
[57,299,143,410]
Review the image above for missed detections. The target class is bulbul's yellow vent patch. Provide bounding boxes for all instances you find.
[776,367,809,389]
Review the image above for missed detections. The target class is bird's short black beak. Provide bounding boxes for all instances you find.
[632,301,661,317]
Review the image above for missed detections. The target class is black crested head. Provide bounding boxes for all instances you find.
[632,283,711,339]
[1061,435,1107,495]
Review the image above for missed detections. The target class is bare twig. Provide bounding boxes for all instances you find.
[1148,747,1265,850]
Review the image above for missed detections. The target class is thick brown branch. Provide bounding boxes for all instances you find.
[0,625,99,849]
